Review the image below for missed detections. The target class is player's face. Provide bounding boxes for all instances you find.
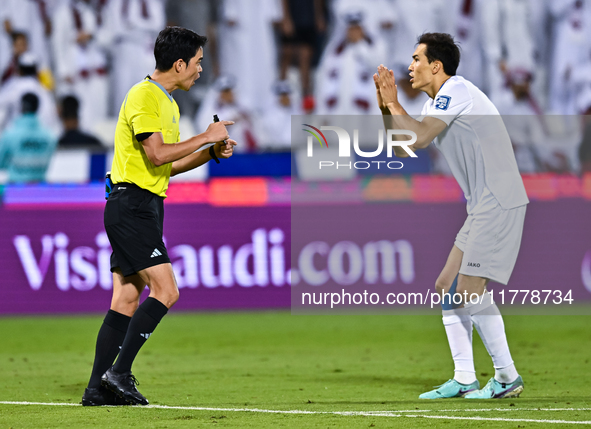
[408,44,432,91]
[180,47,203,91]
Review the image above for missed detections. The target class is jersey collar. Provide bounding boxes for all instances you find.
[145,75,173,103]
[437,76,453,95]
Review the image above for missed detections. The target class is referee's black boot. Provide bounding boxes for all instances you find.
[101,367,149,406]
[82,386,131,406]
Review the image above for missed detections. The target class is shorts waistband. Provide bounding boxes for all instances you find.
[113,182,154,195]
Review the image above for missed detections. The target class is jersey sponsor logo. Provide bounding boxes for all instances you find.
[434,95,451,111]
[467,262,480,268]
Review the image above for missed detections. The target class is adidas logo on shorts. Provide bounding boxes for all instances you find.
[150,248,162,258]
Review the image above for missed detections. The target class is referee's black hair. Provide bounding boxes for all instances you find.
[154,26,207,72]
[417,33,461,76]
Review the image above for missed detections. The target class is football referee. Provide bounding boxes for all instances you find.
[82,27,236,406]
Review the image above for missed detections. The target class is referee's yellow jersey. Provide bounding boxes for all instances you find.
[111,77,180,197]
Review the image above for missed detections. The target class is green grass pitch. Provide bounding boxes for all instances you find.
[0,311,590,428]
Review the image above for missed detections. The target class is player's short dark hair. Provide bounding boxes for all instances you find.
[417,32,461,76]
[21,92,39,114]
[61,95,79,119]
[154,26,207,72]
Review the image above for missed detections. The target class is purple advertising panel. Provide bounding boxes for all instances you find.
[291,200,591,314]
[0,204,291,314]
[2,200,591,315]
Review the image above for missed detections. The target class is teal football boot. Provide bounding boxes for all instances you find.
[419,379,480,399]
[464,376,524,399]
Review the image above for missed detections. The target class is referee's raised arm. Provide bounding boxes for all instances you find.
[139,120,233,167]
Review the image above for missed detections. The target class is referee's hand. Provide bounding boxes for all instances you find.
[206,120,234,143]
[216,138,237,159]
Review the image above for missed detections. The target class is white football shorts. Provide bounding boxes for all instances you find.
[454,201,527,285]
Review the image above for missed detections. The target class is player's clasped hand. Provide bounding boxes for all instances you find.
[205,120,234,143]
[373,64,398,109]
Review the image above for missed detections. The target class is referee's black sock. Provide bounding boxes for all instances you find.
[113,297,168,374]
[87,309,131,389]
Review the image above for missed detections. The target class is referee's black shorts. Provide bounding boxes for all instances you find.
[104,183,170,277]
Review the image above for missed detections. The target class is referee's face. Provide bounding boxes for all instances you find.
[180,47,204,91]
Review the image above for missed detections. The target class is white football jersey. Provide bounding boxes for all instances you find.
[419,75,529,213]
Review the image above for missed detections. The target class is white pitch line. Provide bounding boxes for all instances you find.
[381,408,591,413]
[0,402,77,407]
[1,401,590,425]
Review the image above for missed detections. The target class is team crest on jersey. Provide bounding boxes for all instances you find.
[434,95,451,110]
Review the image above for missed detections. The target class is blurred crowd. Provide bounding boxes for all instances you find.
[1,0,591,183]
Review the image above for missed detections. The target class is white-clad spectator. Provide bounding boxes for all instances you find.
[99,0,165,112]
[195,75,258,152]
[218,0,282,113]
[495,67,580,174]
[0,0,54,90]
[52,0,109,132]
[0,52,60,136]
[453,0,504,98]
[1,31,29,87]
[527,0,552,110]
[330,0,397,59]
[316,10,387,115]
[498,0,535,77]
[574,62,591,115]
[390,0,448,70]
[165,0,216,117]
[495,69,546,173]
[257,80,302,150]
[495,0,537,108]
[331,0,397,42]
[547,0,591,114]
